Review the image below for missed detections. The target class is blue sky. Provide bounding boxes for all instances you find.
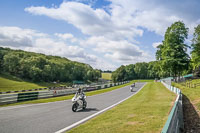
[0,0,199,70]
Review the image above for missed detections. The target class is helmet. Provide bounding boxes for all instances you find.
[78,88,81,93]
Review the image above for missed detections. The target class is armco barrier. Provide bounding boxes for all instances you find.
[161,80,183,133]
[17,92,39,102]
[96,85,101,89]
[0,93,18,104]
[0,81,130,105]
[101,84,105,89]
[38,91,53,98]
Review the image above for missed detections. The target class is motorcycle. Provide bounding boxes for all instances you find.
[72,92,87,112]
[130,83,135,92]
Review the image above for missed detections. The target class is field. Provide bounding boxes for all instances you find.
[101,73,112,80]
[0,73,68,92]
[67,82,176,133]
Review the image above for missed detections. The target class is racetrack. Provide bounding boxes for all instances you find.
[0,82,146,133]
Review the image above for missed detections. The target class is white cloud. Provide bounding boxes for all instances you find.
[152,42,162,49]
[83,36,152,63]
[0,26,46,47]
[25,0,200,37]
[24,0,200,67]
[109,0,200,35]
[25,1,143,41]
[0,26,117,70]
[55,33,77,42]
[5,0,199,70]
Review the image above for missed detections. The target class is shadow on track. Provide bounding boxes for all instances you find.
[77,108,99,112]
[131,90,137,92]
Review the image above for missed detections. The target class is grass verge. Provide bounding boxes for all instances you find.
[172,82,200,110]
[67,82,176,133]
[0,80,145,107]
[0,73,70,92]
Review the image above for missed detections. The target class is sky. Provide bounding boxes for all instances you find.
[0,0,200,70]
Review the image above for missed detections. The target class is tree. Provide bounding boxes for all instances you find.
[125,64,136,80]
[155,44,164,60]
[158,21,190,78]
[147,61,159,79]
[134,62,148,79]
[111,65,126,82]
[3,53,20,75]
[0,47,100,82]
[191,24,200,77]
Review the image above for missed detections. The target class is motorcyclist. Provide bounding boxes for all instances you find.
[76,87,86,102]
[72,87,87,112]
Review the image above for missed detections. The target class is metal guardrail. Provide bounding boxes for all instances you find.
[0,93,18,104]
[161,80,183,133]
[0,81,130,105]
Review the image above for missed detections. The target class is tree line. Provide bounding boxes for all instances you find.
[0,47,101,82]
[112,21,200,82]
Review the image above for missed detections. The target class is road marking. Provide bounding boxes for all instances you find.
[55,83,146,133]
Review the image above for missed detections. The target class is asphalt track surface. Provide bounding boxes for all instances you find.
[0,82,146,133]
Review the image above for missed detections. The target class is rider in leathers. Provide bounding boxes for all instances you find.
[77,88,86,102]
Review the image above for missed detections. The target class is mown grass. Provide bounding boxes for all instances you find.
[101,73,112,80]
[0,80,144,107]
[173,81,200,110]
[67,82,176,133]
[179,79,200,89]
[0,73,69,92]
[0,75,45,92]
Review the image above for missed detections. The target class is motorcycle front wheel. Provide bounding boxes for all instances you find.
[72,103,78,112]
[82,101,87,110]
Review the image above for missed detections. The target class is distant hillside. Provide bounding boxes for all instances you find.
[101,73,112,80]
[0,47,101,82]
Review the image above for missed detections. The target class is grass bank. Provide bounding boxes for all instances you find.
[67,82,176,133]
[172,81,200,110]
[0,80,144,107]
[0,73,70,92]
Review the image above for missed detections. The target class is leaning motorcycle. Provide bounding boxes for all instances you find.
[72,93,87,112]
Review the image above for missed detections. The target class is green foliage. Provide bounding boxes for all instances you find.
[191,24,200,77]
[147,61,159,78]
[155,43,164,60]
[0,47,101,82]
[156,21,190,77]
[112,65,126,82]
[112,62,157,82]
[111,21,191,82]
[124,64,137,80]
[134,62,148,79]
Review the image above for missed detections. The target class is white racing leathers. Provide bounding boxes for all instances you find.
[71,92,87,112]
